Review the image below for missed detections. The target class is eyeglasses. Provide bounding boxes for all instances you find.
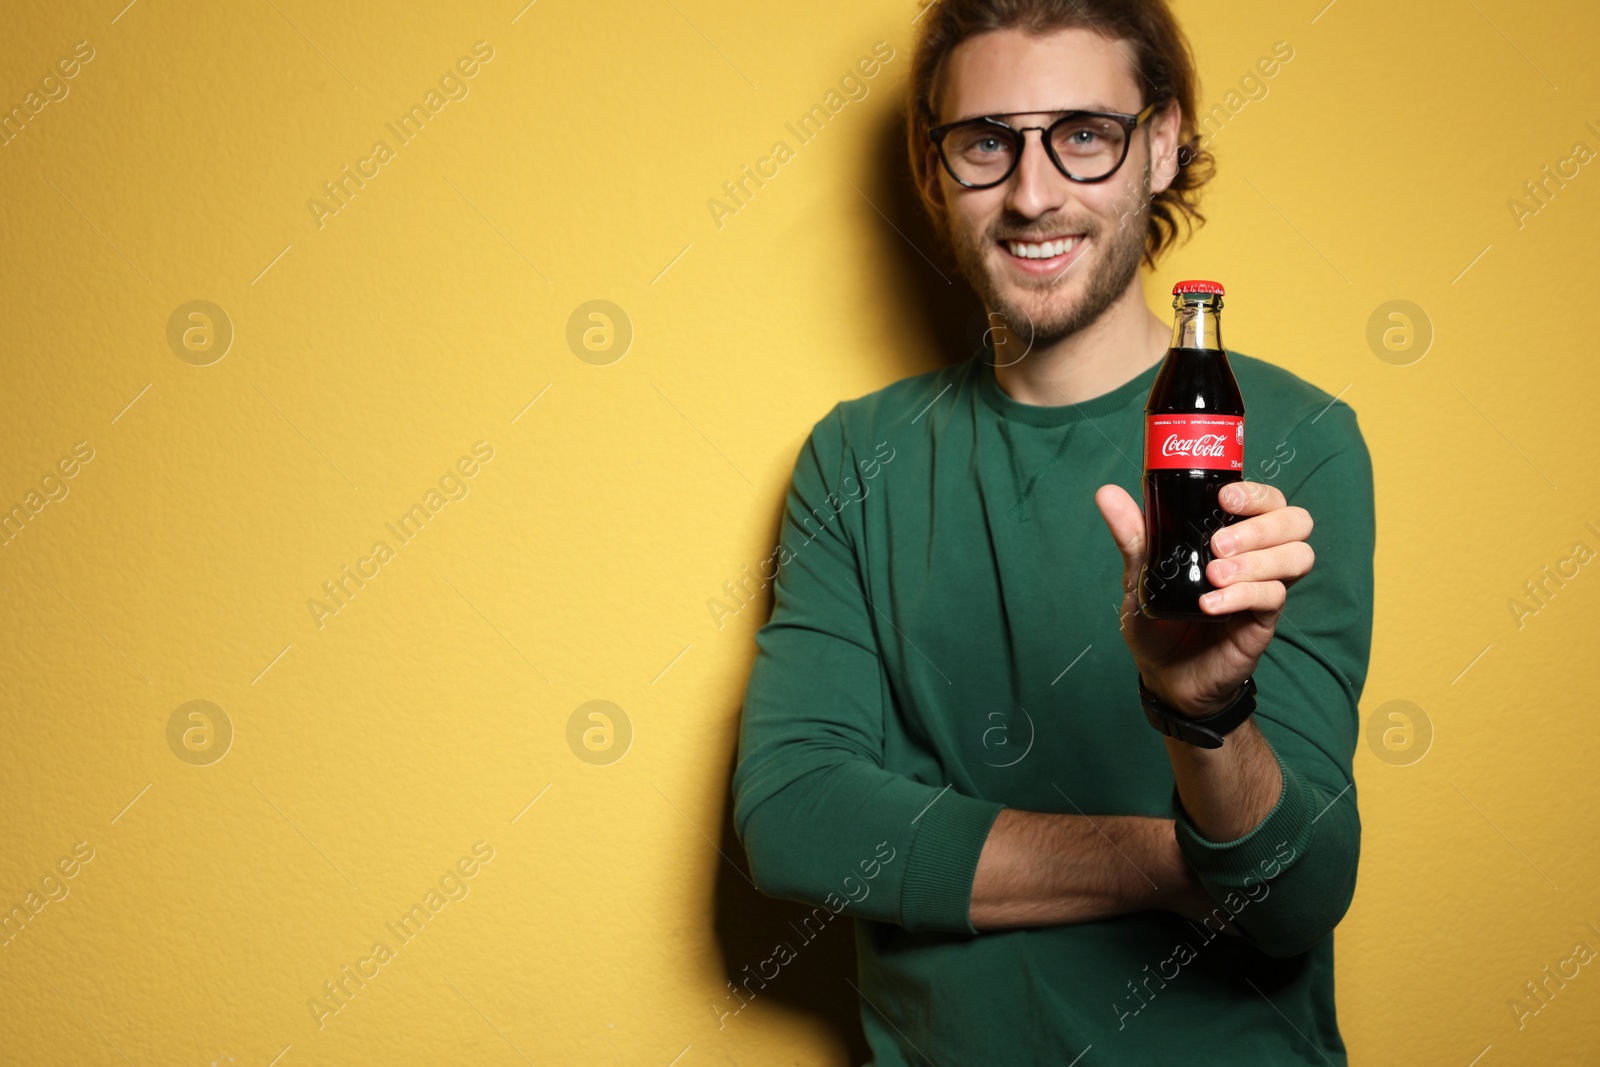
[927,102,1160,188]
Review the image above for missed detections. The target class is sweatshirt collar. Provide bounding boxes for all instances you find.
[973,340,1163,427]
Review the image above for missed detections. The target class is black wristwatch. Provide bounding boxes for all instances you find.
[1139,674,1257,749]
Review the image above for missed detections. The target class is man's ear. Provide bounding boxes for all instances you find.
[920,142,948,215]
[1148,100,1183,194]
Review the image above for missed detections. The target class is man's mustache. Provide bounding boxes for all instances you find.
[993,222,1097,243]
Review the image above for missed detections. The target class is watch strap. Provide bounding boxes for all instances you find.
[1139,674,1257,749]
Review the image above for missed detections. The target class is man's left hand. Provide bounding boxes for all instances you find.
[1094,480,1315,717]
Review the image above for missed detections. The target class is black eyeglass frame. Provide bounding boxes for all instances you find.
[926,101,1162,188]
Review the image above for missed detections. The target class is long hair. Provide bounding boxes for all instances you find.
[906,0,1215,268]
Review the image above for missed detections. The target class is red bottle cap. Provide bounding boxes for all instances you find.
[1172,280,1225,295]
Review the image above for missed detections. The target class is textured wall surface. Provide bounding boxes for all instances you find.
[1,1,1597,1064]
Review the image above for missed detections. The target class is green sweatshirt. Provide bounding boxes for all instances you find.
[733,342,1374,1065]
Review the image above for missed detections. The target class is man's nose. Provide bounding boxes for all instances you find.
[1005,128,1069,219]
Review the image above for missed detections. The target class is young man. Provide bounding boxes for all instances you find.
[732,1,1373,1063]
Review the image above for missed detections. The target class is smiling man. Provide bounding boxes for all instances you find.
[732,2,1373,1064]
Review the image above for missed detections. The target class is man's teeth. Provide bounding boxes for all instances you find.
[1005,236,1079,259]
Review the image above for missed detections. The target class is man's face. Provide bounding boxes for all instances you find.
[923,27,1180,349]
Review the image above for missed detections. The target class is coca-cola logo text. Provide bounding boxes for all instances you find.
[1161,433,1229,459]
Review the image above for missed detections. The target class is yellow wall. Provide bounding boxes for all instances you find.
[1,0,1597,1063]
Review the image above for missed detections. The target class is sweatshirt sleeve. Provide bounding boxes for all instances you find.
[1170,401,1374,958]
[732,404,1005,935]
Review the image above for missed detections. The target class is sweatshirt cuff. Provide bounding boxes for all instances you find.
[899,789,1006,935]
[1171,743,1317,889]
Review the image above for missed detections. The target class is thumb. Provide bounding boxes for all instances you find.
[1094,483,1147,590]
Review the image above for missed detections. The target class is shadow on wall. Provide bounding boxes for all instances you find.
[709,106,981,1065]
[711,740,872,1065]
[857,100,987,384]
[709,480,868,1062]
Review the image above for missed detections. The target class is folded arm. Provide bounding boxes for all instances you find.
[969,808,1231,932]
[734,405,1006,934]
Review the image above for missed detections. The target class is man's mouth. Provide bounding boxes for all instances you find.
[999,233,1086,273]
[1002,234,1080,258]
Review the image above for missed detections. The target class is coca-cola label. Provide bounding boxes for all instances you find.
[1144,414,1244,471]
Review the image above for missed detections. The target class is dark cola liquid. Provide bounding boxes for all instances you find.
[1139,343,1245,621]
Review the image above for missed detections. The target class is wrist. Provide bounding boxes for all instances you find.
[1142,674,1245,718]
[1139,674,1258,749]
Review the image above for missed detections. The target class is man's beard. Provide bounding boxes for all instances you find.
[947,164,1152,355]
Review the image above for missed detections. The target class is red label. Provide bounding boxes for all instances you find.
[1144,414,1244,471]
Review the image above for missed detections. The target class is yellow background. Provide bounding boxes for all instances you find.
[2,0,1597,1063]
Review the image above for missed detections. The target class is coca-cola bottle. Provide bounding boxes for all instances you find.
[1138,280,1245,620]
